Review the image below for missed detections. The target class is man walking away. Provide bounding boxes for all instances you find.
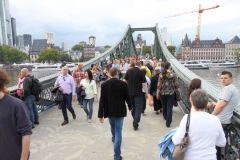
[125,59,147,130]
[212,71,240,160]
[98,68,132,160]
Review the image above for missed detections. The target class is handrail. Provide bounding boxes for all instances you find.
[155,23,240,121]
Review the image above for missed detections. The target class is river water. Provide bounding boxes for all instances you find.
[3,68,240,91]
[192,68,240,90]
[5,69,58,87]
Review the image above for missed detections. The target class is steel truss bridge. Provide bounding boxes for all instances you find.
[9,24,240,159]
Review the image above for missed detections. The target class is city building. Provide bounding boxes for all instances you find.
[82,36,96,61]
[160,27,173,46]
[23,34,32,47]
[70,51,82,60]
[181,34,191,60]
[11,17,17,46]
[16,34,32,54]
[225,36,240,61]
[0,0,12,45]
[17,35,24,49]
[45,32,54,48]
[135,34,146,55]
[30,39,48,62]
[181,34,225,61]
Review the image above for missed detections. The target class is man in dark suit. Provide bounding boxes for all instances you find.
[98,67,132,160]
[125,60,147,130]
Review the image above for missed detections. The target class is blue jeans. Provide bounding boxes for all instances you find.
[130,95,143,129]
[82,98,94,119]
[24,95,38,124]
[109,117,124,160]
[61,93,75,121]
[160,94,175,126]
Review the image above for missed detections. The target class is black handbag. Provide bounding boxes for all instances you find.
[51,86,59,94]
[54,90,63,103]
[173,113,191,160]
[80,89,86,98]
[175,89,181,101]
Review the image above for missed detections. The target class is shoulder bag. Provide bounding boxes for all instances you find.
[173,113,190,160]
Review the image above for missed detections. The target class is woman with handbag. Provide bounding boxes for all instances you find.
[172,89,226,160]
[157,62,177,127]
[80,70,97,123]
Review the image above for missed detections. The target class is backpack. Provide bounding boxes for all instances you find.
[30,76,42,98]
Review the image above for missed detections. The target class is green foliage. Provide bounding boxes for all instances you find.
[167,45,176,55]
[37,48,60,63]
[0,45,28,64]
[60,53,72,62]
[37,49,73,63]
[234,48,240,64]
[71,44,83,51]
[104,45,111,49]
[142,46,151,55]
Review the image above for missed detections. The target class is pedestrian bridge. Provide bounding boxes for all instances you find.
[9,24,240,159]
[30,101,183,160]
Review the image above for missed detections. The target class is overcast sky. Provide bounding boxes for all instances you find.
[9,0,240,49]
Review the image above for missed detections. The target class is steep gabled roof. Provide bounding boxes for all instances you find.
[227,36,240,44]
[192,38,224,48]
[182,34,191,47]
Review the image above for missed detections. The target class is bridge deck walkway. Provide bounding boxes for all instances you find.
[31,101,183,160]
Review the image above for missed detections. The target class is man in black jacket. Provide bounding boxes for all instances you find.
[98,67,132,160]
[21,68,39,128]
[125,60,147,130]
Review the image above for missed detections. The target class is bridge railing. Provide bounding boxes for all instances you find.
[8,25,132,112]
[155,24,240,159]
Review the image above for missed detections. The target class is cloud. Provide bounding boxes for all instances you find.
[9,0,240,48]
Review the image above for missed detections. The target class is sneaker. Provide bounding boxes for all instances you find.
[87,119,92,123]
[142,113,146,116]
[61,121,69,126]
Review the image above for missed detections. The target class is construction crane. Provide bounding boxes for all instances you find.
[166,4,220,41]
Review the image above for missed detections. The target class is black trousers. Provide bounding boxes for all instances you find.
[61,93,75,121]
[142,92,146,113]
[216,123,231,160]
[130,95,143,128]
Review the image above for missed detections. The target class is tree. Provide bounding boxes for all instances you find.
[37,48,60,63]
[71,44,83,51]
[0,45,28,64]
[142,46,151,55]
[60,53,72,62]
[167,45,176,56]
[234,48,240,64]
[104,45,111,49]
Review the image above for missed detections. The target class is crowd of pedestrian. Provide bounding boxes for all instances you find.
[0,55,239,160]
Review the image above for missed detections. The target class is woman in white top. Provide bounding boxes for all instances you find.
[80,70,97,122]
[172,89,226,160]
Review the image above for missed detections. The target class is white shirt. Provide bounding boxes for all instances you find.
[80,79,97,99]
[218,84,240,124]
[172,111,226,160]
